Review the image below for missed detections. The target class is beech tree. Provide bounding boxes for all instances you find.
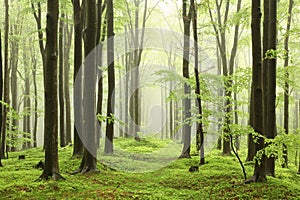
[208,0,242,155]
[31,1,46,148]
[39,0,64,180]
[191,0,204,165]
[59,12,66,148]
[104,0,115,154]
[75,0,98,173]
[1,0,10,160]
[10,13,22,151]
[0,29,3,167]
[251,0,266,182]
[282,0,294,169]
[264,0,277,177]
[180,0,192,158]
[72,0,84,157]
[124,0,148,141]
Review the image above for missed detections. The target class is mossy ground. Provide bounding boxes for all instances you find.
[0,138,299,199]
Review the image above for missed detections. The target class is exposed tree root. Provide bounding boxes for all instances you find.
[72,167,99,175]
[71,154,83,159]
[178,153,191,159]
[36,171,65,181]
[244,175,267,184]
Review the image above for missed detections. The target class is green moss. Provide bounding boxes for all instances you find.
[0,140,299,199]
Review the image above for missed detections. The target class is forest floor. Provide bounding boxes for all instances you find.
[0,138,299,199]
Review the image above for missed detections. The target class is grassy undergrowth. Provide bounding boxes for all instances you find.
[0,138,299,199]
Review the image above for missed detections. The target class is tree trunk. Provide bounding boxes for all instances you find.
[294,99,298,166]
[208,0,241,155]
[10,35,19,152]
[298,99,300,174]
[1,0,10,159]
[265,0,277,176]
[96,0,106,145]
[282,0,293,169]
[39,0,64,180]
[216,46,222,150]
[30,39,38,148]
[246,86,255,161]
[191,0,204,164]
[124,26,130,137]
[22,40,31,149]
[179,0,192,159]
[234,92,240,150]
[76,0,98,173]
[0,29,3,166]
[104,0,115,154]
[251,0,266,182]
[64,16,73,145]
[72,0,83,157]
[59,13,66,148]
[31,1,46,149]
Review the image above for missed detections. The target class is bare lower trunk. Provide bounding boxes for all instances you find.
[180,0,191,159]
[39,0,64,180]
[72,0,83,157]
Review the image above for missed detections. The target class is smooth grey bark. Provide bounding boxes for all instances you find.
[125,0,147,141]
[179,0,192,158]
[10,24,21,152]
[191,0,204,165]
[22,40,32,149]
[30,39,38,148]
[75,0,98,173]
[31,1,46,149]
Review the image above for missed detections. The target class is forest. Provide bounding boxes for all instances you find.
[0,0,300,199]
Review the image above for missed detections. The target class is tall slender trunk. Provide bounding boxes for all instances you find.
[64,16,73,145]
[1,0,10,159]
[30,38,38,147]
[76,0,98,172]
[59,13,66,148]
[124,26,130,138]
[31,1,45,149]
[191,0,204,164]
[216,46,222,150]
[22,40,31,149]
[298,99,300,174]
[0,29,4,165]
[96,0,106,144]
[246,85,255,161]
[282,0,293,169]
[265,0,277,176]
[40,0,64,180]
[251,0,266,182]
[10,35,19,152]
[104,0,115,154]
[72,0,83,157]
[180,0,192,158]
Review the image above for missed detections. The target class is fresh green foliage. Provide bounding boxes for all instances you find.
[0,101,33,149]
